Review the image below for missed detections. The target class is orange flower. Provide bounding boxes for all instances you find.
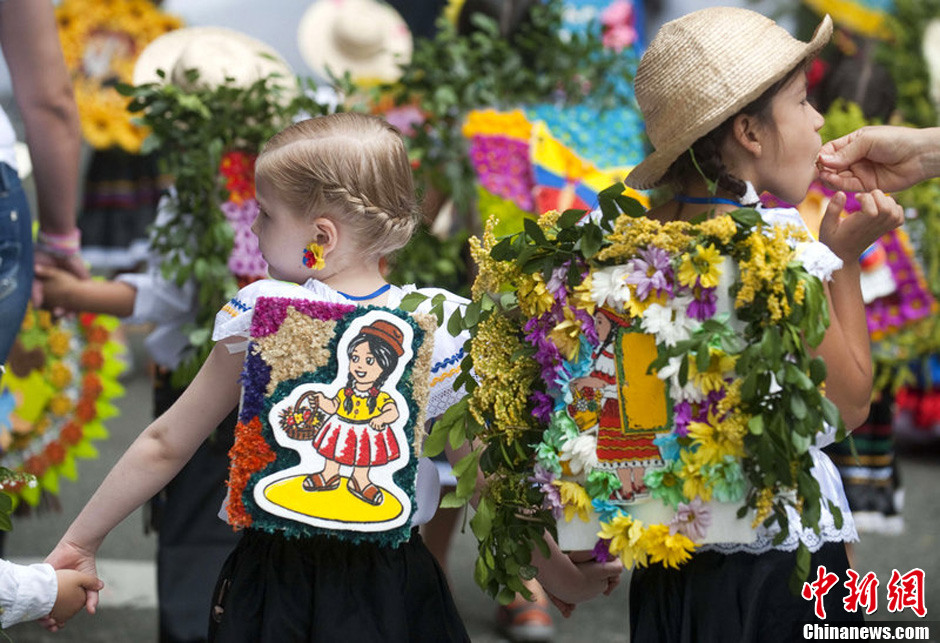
[75,398,97,422]
[86,324,109,345]
[226,417,276,528]
[82,372,103,397]
[45,441,67,465]
[49,393,73,417]
[81,349,104,370]
[24,454,49,477]
[61,422,83,445]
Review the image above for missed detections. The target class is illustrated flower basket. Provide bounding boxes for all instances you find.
[277,390,326,441]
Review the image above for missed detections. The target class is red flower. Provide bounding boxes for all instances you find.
[227,417,276,528]
[61,422,83,445]
[81,349,104,371]
[25,454,49,477]
[75,398,97,422]
[45,441,66,465]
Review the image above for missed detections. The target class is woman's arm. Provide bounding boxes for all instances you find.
[44,342,244,615]
[813,191,905,429]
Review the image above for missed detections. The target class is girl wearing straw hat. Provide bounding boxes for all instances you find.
[624,7,904,641]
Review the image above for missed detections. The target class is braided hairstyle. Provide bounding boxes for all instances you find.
[343,333,399,415]
[255,112,420,258]
[662,64,808,199]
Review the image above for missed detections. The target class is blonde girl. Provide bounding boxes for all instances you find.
[624,8,904,642]
[42,113,622,641]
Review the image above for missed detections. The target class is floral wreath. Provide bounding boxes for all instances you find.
[55,0,183,152]
[1,307,125,509]
[404,185,843,601]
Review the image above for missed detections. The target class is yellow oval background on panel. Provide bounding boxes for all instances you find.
[262,475,404,524]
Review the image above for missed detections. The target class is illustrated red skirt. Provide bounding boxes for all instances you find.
[312,418,401,467]
[597,428,662,467]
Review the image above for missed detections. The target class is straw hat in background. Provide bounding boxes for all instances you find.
[132,26,295,93]
[625,8,833,190]
[296,0,413,84]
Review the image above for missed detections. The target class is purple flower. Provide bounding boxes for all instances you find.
[531,465,563,519]
[547,264,569,299]
[673,401,693,437]
[687,286,717,321]
[669,497,713,542]
[530,391,554,423]
[626,247,673,300]
[592,538,615,562]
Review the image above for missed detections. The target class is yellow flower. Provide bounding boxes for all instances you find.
[554,480,592,523]
[680,450,713,502]
[37,310,54,330]
[518,273,554,318]
[698,215,737,245]
[549,306,583,361]
[752,487,774,528]
[49,393,73,417]
[48,329,72,357]
[570,275,596,314]
[49,362,73,389]
[642,524,696,569]
[598,514,649,569]
[687,410,745,464]
[677,243,723,289]
[687,347,736,394]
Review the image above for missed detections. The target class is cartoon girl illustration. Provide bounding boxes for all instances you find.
[302,320,404,506]
[570,309,662,501]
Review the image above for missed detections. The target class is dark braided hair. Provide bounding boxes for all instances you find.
[662,64,808,199]
[343,333,399,415]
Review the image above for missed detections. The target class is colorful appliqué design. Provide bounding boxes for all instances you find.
[227,298,433,545]
[0,308,125,506]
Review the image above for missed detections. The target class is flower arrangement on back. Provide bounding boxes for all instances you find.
[405,10,908,635]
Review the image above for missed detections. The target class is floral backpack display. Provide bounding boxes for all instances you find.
[225,297,440,545]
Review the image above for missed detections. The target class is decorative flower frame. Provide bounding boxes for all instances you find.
[404,185,844,601]
[1,308,125,509]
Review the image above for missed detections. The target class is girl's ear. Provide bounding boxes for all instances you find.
[731,113,763,158]
[311,217,339,255]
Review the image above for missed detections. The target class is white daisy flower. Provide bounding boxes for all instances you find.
[590,265,632,310]
[559,433,598,477]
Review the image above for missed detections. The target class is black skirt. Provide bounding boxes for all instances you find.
[630,541,863,643]
[208,528,469,643]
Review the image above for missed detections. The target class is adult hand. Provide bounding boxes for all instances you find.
[817,190,905,262]
[32,249,89,309]
[817,125,940,193]
[42,538,101,631]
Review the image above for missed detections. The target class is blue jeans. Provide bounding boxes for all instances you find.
[0,162,33,364]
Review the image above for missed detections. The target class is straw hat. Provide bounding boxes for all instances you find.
[625,8,832,190]
[132,26,294,92]
[297,0,413,84]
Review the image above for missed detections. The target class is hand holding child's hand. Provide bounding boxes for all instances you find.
[47,569,104,628]
[34,263,82,311]
[818,190,905,262]
[41,539,101,631]
[536,550,623,618]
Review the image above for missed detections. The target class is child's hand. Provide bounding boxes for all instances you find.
[34,263,82,311]
[41,540,101,631]
[818,190,905,262]
[536,549,623,618]
[48,569,104,626]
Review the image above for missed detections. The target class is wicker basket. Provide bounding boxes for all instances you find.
[278,391,325,440]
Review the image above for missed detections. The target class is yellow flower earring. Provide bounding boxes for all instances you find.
[302,242,326,270]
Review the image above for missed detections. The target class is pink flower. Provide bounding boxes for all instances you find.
[669,497,712,542]
[602,24,637,50]
[601,0,633,27]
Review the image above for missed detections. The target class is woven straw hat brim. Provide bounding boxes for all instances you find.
[132,26,293,88]
[625,11,832,191]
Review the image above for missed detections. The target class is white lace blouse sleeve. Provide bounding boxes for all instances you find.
[212,279,316,353]
[407,287,471,420]
[758,206,844,281]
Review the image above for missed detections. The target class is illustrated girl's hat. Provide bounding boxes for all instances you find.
[132,26,294,92]
[362,320,405,356]
[296,0,413,84]
[624,8,833,190]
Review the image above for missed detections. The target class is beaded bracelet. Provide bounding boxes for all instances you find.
[36,229,81,258]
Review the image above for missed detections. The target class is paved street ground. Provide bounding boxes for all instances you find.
[4,328,938,641]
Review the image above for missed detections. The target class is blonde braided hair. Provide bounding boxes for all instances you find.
[256,112,419,257]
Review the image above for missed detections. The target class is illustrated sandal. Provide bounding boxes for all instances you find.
[302,472,340,492]
[347,477,384,506]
